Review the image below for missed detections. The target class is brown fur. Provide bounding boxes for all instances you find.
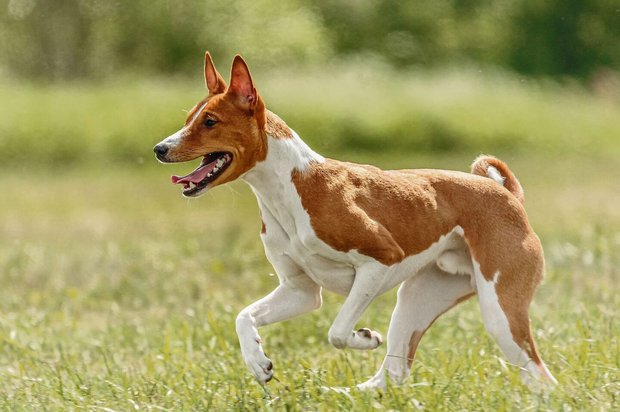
[407,330,424,366]
[265,110,293,139]
[165,92,267,185]
[292,161,452,265]
[291,159,533,271]
[292,160,545,365]
[204,52,227,95]
[161,55,290,192]
[258,209,267,234]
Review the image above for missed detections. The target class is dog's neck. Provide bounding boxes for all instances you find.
[242,123,324,214]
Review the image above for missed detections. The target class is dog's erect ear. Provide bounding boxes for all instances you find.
[204,51,226,95]
[227,55,258,110]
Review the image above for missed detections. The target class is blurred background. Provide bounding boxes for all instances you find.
[1,0,620,165]
[0,1,619,409]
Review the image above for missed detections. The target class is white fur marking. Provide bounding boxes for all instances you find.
[159,101,209,150]
[161,128,186,149]
[473,261,544,384]
[190,101,209,125]
[486,165,505,186]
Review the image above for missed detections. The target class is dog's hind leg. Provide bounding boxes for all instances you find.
[358,264,474,390]
[472,258,558,388]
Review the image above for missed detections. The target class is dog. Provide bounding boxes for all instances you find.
[154,52,557,389]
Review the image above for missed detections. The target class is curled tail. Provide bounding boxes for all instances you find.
[471,155,524,204]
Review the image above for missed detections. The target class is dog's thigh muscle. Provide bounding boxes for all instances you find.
[358,264,474,389]
[437,247,473,276]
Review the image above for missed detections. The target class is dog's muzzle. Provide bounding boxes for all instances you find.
[153,143,170,162]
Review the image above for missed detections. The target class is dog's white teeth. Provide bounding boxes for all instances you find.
[203,155,229,181]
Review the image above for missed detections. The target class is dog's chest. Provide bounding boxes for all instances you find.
[257,194,358,295]
[243,143,370,294]
[285,233,356,295]
[265,219,358,295]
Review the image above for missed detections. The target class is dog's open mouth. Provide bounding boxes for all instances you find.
[171,152,233,196]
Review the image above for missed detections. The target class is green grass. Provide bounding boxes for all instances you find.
[0,69,619,409]
[0,152,618,410]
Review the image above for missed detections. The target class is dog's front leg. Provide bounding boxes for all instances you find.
[328,261,386,350]
[236,277,321,384]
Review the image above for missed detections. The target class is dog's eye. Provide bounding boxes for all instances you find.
[204,118,217,128]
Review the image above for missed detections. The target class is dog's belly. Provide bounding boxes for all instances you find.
[287,244,357,296]
[284,225,472,297]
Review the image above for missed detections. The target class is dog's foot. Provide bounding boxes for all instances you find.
[243,350,274,384]
[520,361,558,392]
[348,328,383,350]
[356,374,386,391]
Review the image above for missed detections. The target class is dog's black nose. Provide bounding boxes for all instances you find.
[154,143,169,157]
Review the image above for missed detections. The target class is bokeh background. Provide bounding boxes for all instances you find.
[0,1,619,410]
[1,0,620,165]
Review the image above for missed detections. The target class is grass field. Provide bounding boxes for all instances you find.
[1,68,619,410]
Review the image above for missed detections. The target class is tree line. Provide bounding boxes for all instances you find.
[1,0,618,81]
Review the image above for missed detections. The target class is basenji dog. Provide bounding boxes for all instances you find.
[154,52,557,389]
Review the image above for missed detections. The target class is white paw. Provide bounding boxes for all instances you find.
[520,362,558,392]
[349,328,383,350]
[243,350,274,384]
[356,374,386,391]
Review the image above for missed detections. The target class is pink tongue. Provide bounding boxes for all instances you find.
[171,158,217,185]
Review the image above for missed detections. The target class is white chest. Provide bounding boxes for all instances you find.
[287,239,356,295]
[258,196,357,295]
[241,135,360,294]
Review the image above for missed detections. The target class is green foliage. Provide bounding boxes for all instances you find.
[316,0,620,79]
[0,0,330,80]
[507,0,620,78]
[1,65,619,169]
[1,0,618,81]
[315,0,511,66]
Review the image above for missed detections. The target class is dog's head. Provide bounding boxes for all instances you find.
[154,53,267,197]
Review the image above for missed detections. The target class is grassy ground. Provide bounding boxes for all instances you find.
[0,69,619,410]
[0,152,618,411]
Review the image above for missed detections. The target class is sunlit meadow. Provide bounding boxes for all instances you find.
[0,66,618,410]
